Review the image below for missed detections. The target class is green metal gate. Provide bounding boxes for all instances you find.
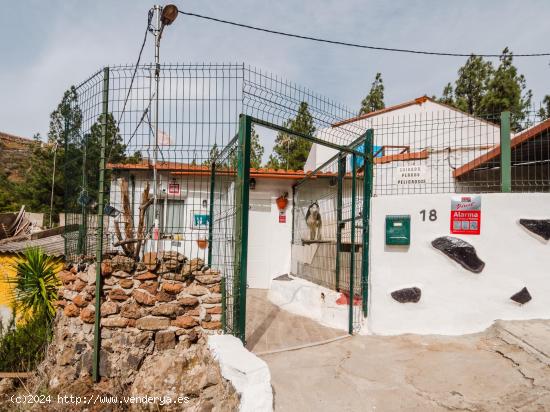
[210,115,373,342]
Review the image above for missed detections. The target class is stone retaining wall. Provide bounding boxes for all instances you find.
[44,252,237,410]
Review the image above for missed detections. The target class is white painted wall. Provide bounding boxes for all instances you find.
[208,334,273,412]
[269,275,348,331]
[108,172,294,289]
[304,100,500,195]
[248,179,293,289]
[367,193,550,335]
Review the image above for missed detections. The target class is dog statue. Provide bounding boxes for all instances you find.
[305,202,322,241]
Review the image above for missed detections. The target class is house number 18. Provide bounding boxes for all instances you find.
[419,209,437,221]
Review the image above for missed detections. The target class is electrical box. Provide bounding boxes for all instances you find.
[385,215,411,245]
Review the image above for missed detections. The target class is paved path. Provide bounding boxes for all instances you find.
[262,320,550,411]
[246,288,346,354]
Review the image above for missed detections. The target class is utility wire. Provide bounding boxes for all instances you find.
[107,13,152,164]
[178,10,550,58]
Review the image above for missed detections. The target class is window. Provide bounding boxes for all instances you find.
[146,199,186,234]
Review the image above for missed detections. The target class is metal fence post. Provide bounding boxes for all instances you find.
[235,115,251,343]
[207,161,216,266]
[362,129,373,317]
[500,111,511,192]
[93,67,109,383]
[335,155,346,292]
[78,118,88,255]
[349,153,357,335]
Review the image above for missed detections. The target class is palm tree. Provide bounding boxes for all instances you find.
[8,247,61,320]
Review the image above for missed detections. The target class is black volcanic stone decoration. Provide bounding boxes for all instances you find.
[273,273,293,281]
[510,287,532,304]
[431,236,485,273]
[391,287,421,303]
[519,219,550,241]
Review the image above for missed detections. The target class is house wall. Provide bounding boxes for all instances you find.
[367,193,550,335]
[248,179,294,288]
[305,100,500,195]
[0,254,16,326]
[108,171,215,262]
[108,172,295,289]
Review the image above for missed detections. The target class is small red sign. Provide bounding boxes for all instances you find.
[450,195,481,235]
[279,211,286,223]
[168,183,180,195]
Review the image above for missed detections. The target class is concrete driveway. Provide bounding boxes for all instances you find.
[262,320,550,412]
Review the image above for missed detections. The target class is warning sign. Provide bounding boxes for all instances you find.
[168,183,180,195]
[394,165,427,185]
[450,195,481,235]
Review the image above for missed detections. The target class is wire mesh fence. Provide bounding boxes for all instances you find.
[291,140,368,333]
[329,103,550,196]
[60,63,550,343]
[210,135,240,338]
[63,64,368,263]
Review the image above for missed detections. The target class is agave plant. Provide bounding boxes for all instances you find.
[8,247,61,320]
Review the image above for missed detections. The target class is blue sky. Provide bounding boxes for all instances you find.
[0,0,549,138]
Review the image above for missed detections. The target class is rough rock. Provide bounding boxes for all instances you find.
[207,306,222,314]
[111,255,135,272]
[101,301,119,316]
[64,303,80,317]
[178,296,200,306]
[519,219,550,240]
[80,306,95,323]
[391,287,422,303]
[76,265,95,284]
[73,279,87,292]
[130,344,239,411]
[58,270,76,284]
[431,236,485,273]
[101,316,129,328]
[73,294,89,308]
[142,252,158,271]
[135,271,157,281]
[109,288,130,302]
[112,270,131,278]
[136,316,170,331]
[182,258,205,276]
[201,321,222,330]
[172,315,199,329]
[195,274,222,285]
[155,330,176,350]
[510,287,532,304]
[138,281,159,295]
[156,290,174,303]
[162,282,184,294]
[119,278,134,289]
[151,303,185,318]
[120,302,142,319]
[209,284,221,293]
[185,285,210,296]
[202,294,222,304]
[132,289,157,306]
[101,259,113,276]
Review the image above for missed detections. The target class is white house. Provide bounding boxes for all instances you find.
[305,96,501,195]
[107,162,309,289]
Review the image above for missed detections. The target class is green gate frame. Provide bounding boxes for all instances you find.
[210,114,374,342]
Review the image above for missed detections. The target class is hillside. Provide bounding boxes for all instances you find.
[0,132,33,183]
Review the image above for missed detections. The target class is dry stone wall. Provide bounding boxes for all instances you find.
[44,252,238,410]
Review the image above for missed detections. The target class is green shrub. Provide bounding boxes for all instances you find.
[0,248,60,372]
[0,310,53,372]
[8,247,61,320]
